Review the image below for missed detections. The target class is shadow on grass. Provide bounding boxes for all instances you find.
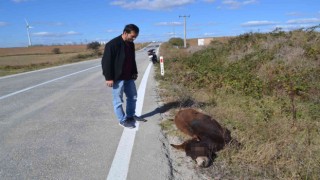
[140,99,209,119]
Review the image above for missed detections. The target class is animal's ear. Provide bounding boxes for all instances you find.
[192,135,201,141]
[170,142,187,151]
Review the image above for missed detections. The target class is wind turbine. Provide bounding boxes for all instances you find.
[25,18,33,47]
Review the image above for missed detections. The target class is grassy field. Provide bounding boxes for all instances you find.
[0,43,148,77]
[0,45,88,56]
[157,28,320,179]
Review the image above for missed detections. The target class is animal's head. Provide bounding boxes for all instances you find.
[171,139,214,167]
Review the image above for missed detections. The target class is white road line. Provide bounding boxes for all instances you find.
[106,62,152,180]
[0,65,100,100]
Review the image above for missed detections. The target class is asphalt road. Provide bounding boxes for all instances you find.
[0,44,171,179]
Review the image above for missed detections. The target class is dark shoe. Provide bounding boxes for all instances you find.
[119,120,136,129]
[126,117,136,124]
[133,115,147,122]
[125,117,137,128]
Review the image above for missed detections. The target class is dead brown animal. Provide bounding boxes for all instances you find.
[171,108,233,167]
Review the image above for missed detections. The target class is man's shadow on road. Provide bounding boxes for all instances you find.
[140,99,208,120]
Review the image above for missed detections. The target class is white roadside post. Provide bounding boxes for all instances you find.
[160,56,164,76]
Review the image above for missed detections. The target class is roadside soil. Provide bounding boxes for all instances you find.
[157,103,233,180]
[154,82,227,180]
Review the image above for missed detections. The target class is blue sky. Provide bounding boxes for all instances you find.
[0,0,319,47]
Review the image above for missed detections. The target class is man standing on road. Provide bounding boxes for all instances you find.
[101,24,143,129]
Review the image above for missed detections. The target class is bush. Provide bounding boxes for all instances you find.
[52,48,61,54]
[76,53,92,59]
[168,38,184,47]
[87,41,100,50]
[87,41,101,55]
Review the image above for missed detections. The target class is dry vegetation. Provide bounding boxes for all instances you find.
[0,45,88,56]
[157,28,320,179]
[0,43,148,77]
[0,45,100,76]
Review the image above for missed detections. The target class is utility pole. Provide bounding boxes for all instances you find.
[179,15,190,48]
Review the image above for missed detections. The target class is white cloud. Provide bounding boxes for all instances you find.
[286,18,320,24]
[110,0,255,10]
[222,0,257,9]
[193,22,217,26]
[32,21,65,27]
[241,18,320,32]
[46,22,64,26]
[52,22,64,26]
[33,31,81,37]
[222,0,240,9]
[11,0,30,3]
[33,32,55,37]
[241,20,278,27]
[110,0,196,10]
[274,24,313,31]
[243,0,256,5]
[203,0,215,2]
[65,31,80,35]
[106,29,120,33]
[204,32,215,36]
[155,21,184,26]
[0,22,9,27]
[286,12,302,17]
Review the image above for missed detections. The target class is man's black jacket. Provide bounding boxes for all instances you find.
[101,35,138,81]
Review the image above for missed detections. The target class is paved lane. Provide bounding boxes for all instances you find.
[0,58,117,179]
[0,44,171,179]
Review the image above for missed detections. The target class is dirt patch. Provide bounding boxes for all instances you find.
[158,106,232,180]
[154,83,225,180]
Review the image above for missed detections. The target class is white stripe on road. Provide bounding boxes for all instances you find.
[0,65,100,100]
[106,62,152,180]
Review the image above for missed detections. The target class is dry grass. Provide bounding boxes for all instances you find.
[157,29,320,179]
[208,89,320,179]
[0,43,148,77]
[0,45,89,57]
[0,53,81,66]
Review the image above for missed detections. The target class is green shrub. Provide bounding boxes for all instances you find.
[168,37,184,47]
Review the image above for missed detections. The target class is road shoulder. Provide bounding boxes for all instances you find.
[128,65,172,180]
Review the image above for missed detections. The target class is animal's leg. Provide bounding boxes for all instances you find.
[192,135,200,141]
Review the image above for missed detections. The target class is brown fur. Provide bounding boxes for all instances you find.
[171,108,233,167]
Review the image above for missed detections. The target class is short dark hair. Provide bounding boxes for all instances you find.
[123,24,139,34]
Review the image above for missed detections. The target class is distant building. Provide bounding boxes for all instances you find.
[187,37,232,46]
[198,39,205,46]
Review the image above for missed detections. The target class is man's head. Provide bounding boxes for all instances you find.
[122,24,139,42]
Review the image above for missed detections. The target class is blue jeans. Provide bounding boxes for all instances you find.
[112,80,137,122]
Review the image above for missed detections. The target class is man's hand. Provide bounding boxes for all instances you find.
[106,80,114,87]
[132,74,138,80]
